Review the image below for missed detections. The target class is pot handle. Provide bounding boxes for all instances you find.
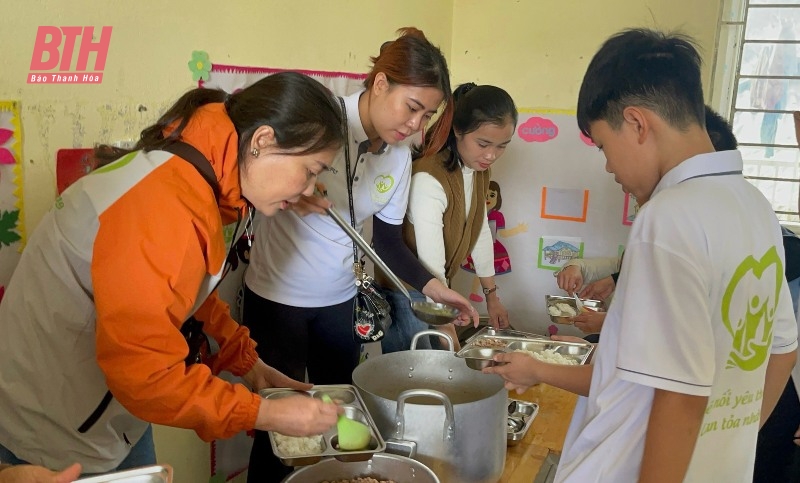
[410,330,455,352]
[394,389,455,443]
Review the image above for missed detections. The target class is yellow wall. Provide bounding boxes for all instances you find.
[450,0,722,108]
[1,0,454,231]
[0,0,721,481]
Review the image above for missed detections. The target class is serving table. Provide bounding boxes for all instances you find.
[499,384,578,482]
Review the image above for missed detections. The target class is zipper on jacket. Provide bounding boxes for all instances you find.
[77,390,113,433]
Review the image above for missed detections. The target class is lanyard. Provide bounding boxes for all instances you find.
[338,97,362,271]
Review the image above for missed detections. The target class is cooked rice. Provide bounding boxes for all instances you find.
[515,348,578,365]
[273,433,323,456]
[553,303,577,317]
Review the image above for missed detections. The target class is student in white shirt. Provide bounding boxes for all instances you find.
[381,83,516,353]
[555,106,742,339]
[484,28,798,482]
[241,27,477,483]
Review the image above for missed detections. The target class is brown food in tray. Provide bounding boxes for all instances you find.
[471,337,509,349]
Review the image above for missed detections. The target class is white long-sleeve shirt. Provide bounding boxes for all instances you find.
[406,165,495,285]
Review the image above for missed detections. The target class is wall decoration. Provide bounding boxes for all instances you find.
[541,187,590,222]
[200,62,366,98]
[622,192,640,226]
[188,51,212,82]
[450,109,630,338]
[0,101,24,303]
[56,148,95,194]
[518,116,559,143]
[579,131,595,147]
[462,180,528,302]
[538,236,584,270]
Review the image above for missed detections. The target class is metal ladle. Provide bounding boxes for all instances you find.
[322,201,462,326]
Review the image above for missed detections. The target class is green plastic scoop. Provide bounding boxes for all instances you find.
[321,394,371,451]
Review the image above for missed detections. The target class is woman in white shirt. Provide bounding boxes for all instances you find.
[241,28,477,483]
[381,83,517,353]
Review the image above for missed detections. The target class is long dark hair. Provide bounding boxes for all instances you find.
[95,71,344,166]
[417,83,517,171]
[366,27,452,159]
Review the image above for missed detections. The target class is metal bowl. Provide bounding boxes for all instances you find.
[545,295,605,324]
[411,301,461,326]
[281,453,440,483]
[457,347,507,370]
[506,399,539,446]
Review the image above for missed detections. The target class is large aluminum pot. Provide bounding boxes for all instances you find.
[352,331,506,483]
[281,453,439,482]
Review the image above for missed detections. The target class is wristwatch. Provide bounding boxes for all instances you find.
[482,285,498,295]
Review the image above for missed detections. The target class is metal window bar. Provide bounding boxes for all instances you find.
[718,0,800,219]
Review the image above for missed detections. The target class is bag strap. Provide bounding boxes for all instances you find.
[79,141,234,433]
[337,97,361,269]
[161,141,220,200]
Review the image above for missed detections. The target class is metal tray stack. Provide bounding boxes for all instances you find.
[75,465,172,482]
[507,399,539,446]
[545,295,605,324]
[455,327,593,370]
[259,384,386,466]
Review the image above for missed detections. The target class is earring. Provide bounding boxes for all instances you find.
[251,148,259,157]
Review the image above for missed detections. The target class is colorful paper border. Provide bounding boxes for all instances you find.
[541,187,589,222]
[0,101,24,250]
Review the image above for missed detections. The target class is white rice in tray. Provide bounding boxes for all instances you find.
[273,433,324,456]
[515,348,578,365]
[548,302,577,317]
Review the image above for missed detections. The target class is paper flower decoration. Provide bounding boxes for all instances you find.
[0,129,15,165]
[0,210,20,247]
[188,51,211,82]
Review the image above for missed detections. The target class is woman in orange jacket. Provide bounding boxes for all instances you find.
[0,72,344,476]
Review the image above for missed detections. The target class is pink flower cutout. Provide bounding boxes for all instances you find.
[0,129,16,165]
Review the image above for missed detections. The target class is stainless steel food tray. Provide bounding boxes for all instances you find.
[545,295,605,324]
[455,332,594,369]
[507,399,538,446]
[463,326,549,346]
[259,384,386,466]
[75,465,172,482]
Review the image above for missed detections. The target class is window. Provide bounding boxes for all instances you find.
[711,0,800,222]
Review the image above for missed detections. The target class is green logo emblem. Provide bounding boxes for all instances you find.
[374,175,394,194]
[721,246,783,371]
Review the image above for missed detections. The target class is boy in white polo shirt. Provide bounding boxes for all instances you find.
[485,29,798,482]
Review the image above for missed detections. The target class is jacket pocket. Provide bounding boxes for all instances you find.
[77,390,113,433]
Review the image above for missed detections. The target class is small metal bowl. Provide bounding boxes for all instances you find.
[411,301,461,326]
[458,347,507,370]
[507,416,525,432]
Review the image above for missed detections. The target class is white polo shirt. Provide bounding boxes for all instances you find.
[245,90,412,307]
[556,150,798,483]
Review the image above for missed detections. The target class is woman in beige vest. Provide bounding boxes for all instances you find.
[381,83,518,353]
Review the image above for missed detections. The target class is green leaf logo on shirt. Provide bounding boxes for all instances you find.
[374,175,394,194]
[721,246,783,371]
